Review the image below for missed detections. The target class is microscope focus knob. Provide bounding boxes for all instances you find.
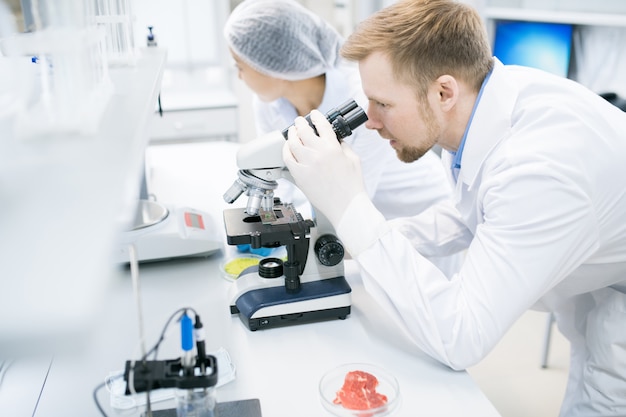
[314,234,344,267]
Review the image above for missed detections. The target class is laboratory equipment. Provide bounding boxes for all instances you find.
[0,0,112,139]
[121,308,263,417]
[113,201,223,264]
[124,354,218,398]
[94,0,137,66]
[222,99,367,331]
[123,310,218,417]
[147,26,158,47]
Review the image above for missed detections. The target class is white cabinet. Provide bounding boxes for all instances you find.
[149,68,239,143]
[150,106,238,143]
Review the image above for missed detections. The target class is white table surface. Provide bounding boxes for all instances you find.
[4,141,501,417]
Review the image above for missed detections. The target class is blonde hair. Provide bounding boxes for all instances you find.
[342,0,493,95]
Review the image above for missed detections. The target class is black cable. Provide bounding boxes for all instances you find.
[0,359,14,388]
[143,307,198,361]
[93,307,200,417]
[93,381,109,417]
[136,308,189,416]
[143,307,186,361]
[138,307,199,417]
[32,358,53,417]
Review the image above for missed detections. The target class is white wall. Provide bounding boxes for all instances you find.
[127,0,626,144]
[132,0,230,69]
[573,26,626,97]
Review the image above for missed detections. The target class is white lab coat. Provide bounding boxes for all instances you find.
[336,59,626,416]
[253,60,463,276]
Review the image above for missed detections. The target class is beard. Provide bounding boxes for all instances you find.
[393,98,441,163]
[396,144,429,163]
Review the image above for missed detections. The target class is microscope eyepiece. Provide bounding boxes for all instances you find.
[281,99,368,141]
[324,99,359,126]
[330,107,369,139]
[226,99,367,208]
[343,107,369,132]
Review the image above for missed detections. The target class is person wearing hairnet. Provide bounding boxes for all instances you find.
[224,0,462,276]
[283,0,626,416]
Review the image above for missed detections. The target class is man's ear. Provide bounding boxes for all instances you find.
[434,74,458,112]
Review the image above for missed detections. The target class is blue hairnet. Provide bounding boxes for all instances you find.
[224,0,344,81]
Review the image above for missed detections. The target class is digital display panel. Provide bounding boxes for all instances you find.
[493,21,574,78]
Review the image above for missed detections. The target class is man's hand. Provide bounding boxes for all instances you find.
[282,109,367,229]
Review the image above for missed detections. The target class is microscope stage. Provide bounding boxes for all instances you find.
[223,205,307,245]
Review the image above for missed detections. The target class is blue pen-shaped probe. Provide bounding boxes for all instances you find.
[181,312,195,374]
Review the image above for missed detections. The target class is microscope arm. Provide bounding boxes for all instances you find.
[225,99,368,215]
[236,130,286,171]
[223,130,295,215]
[235,98,367,176]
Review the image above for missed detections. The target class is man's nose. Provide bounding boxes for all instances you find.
[364,110,381,130]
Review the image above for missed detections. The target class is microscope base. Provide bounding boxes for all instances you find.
[236,305,351,331]
[230,276,351,331]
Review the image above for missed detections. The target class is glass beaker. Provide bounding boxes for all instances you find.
[174,387,216,417]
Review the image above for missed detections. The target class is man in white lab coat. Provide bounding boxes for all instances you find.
[224,0,462,276]
[283,0,626,416]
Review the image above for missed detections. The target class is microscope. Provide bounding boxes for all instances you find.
[222,100,368,331]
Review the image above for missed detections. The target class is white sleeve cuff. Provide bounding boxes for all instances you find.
[336,191,390,256]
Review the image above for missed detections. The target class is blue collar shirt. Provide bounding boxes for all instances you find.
[448,70,493,182]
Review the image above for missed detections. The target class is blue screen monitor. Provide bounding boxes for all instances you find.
[493,21,574,78]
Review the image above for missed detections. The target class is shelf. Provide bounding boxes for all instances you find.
[0,47,167,356]
[486,7,626,27]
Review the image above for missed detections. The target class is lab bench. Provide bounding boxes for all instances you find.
[0,141,500,417]
[0,53,501,417]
